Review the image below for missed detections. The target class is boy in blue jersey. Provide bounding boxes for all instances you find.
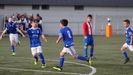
[0,17,25,56]
[53,19,90,71]
[121,19,133,64]
[27,20,47,68]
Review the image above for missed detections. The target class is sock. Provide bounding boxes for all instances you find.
[122,51,129,59]
[11,45,15,52]
[90,47,94,57]
[84,47,88,58]
[39,53,45,64]
[77,55,88,61]
[59,56,64,68]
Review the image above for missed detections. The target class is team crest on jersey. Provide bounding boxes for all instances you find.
[32,31,34,33]
[37,30,39,34]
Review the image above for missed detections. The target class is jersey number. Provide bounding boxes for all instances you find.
[67,30,72,38]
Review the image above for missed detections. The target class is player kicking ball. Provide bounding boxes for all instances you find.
[0,17,25,56]
[26,20,47,68]
[121,19,133,64]
[53,19,90,71]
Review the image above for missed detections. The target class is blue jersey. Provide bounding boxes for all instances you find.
[125,27,133,45]
[59,26,74,48]
[6,22,18,34]
[27,28,42,47]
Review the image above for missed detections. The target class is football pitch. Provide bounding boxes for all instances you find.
[0,35,133,75]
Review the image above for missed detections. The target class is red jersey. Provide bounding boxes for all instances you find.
[83,21,92,36]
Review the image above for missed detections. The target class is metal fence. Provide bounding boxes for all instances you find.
[0,15,4,31]
[0,15,131,35]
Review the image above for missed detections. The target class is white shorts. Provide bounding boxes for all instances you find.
[9,34,18,44]
[31,46,42,56]
[122,43,133,51]
[62,46,77,55]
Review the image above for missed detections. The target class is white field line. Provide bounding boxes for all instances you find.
[0,57,96,75]
[0,67,83,75]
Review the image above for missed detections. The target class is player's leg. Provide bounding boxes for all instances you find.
[121,43,130,64]
[89,45,96,62]
[67,46,92,65]
[53,47,66,71]
[9,34,16,56]
[68,46,87,60]
[37,46,46,68]
[89,36,95,58]
[88,36,96,65]
[90,45,94,57]
[83,38,89,58]
[14,34,20,46]
[31,47,38,65]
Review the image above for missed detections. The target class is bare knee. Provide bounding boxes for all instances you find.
[121,47,126,51]
[84,46,88,48]
[72,54,77,59]
[60,52,65,57]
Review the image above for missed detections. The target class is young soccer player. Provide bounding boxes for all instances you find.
[121,19,133,64]
[0,17,25,56]
[27,20,47,68]
[82,14,95,59]
[53,19,89,71]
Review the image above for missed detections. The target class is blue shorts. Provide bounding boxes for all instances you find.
[84,35,94,46]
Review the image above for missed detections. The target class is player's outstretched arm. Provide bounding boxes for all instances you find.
[16,28,25,37]
[41,35,48,42]
[56,36,62,44]
[0,28,8,40]
[20,29,27,34]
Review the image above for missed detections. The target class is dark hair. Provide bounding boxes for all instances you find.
[60,19,68,26]
[87,14,92,18]
[31,19,38,23]
[124,19,130,24]
[37,13,40,17]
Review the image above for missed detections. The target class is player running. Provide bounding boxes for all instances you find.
[26,20,47,68]
[82,14,95,60]
[121,19,133,64]
[53,19,90,71]
[0,17,25,56]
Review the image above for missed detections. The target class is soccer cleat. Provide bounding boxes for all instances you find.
[34,58,38,65]
[123,58,130,64]
[89,59,93,65]
[87,58,93,65]
[34,61,38,65]
[53,66,63,71]
[41,64,46,68]
[12,52,16,56]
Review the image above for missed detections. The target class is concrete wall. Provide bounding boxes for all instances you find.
[0,5,133,35]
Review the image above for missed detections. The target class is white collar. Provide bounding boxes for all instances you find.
[126,26,130,30]
[31,27,38,29]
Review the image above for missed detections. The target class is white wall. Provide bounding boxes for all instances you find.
[0,5,133,35]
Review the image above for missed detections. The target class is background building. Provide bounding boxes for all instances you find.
[0,0,133,35]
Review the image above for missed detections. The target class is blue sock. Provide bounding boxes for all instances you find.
[90,47,94,57]
[122,51,129,59]
[59,56,64,68]
[39,53,45,64]
[11,45,15,52]
[77,55,88,61]
[84,47,88,58]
